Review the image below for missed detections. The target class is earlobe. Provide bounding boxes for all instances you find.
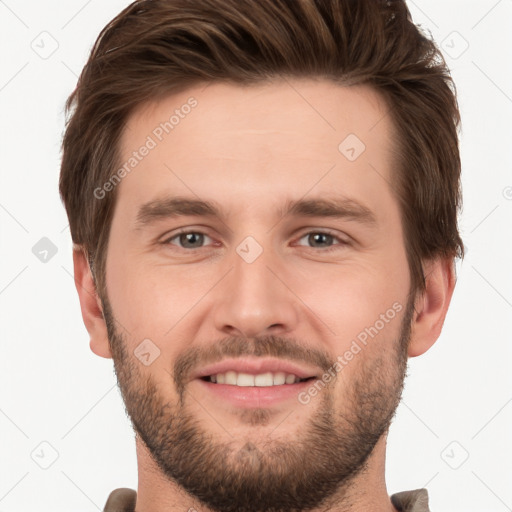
[408,258,456,357]
[72,248,112,359]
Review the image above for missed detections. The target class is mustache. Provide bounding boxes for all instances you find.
[173,334,334,395]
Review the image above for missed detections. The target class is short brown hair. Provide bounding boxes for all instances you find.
[60,0,464,300]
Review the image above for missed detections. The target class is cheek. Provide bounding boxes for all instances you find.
[289,260,408,352]
[105,245,217,341]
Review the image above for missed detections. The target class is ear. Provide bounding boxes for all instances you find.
[73,248,112,359]
[408,257,456,357]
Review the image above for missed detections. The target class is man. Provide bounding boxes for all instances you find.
[59,0,464,511]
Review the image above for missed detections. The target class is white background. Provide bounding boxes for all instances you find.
[0,1,511,511]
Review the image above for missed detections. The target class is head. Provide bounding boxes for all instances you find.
[61,1,463,511]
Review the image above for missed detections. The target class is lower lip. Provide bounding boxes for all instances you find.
[195,378,313,408]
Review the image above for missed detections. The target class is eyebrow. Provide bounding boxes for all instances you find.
[135,197,219,228]
[134,195,377,229]
[281,197,377,225]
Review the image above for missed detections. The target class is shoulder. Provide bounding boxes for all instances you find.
[390,488,430,512]
[103,488,137,512]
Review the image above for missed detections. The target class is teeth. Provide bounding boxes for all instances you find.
[255,372,274,386]
[285,374,296,384]
[272,372,286,385]
[225,371,237,385]
[207,371,306,387]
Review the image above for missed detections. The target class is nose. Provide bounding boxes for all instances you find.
[212,244,299,339]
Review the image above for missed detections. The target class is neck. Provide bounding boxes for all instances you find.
[133,433,399,512]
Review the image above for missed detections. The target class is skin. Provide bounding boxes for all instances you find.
[74,78,455,511]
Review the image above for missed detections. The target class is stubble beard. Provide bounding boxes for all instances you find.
[102,296,414,512]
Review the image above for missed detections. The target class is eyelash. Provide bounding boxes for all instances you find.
[161,229,349,253]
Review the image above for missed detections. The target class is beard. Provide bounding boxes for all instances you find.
[102,294,414,512]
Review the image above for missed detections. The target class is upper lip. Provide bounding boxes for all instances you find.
[191,357,320,381]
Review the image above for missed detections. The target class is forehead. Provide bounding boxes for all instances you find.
[116,79,397,221]
[123,78,392,153]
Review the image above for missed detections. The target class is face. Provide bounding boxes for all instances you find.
[102,79,415,512]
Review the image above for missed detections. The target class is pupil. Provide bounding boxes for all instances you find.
[310,233,332,247]
[181,232,203,248]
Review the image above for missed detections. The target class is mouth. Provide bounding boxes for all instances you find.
[191,358,320,408]
[200,371,315,386]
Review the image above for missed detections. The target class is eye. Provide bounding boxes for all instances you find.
[163,230,214,249]
[295,230,349,251]
[160,229,349,252]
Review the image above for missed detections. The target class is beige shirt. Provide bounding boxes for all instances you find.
[103,487,431,511]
